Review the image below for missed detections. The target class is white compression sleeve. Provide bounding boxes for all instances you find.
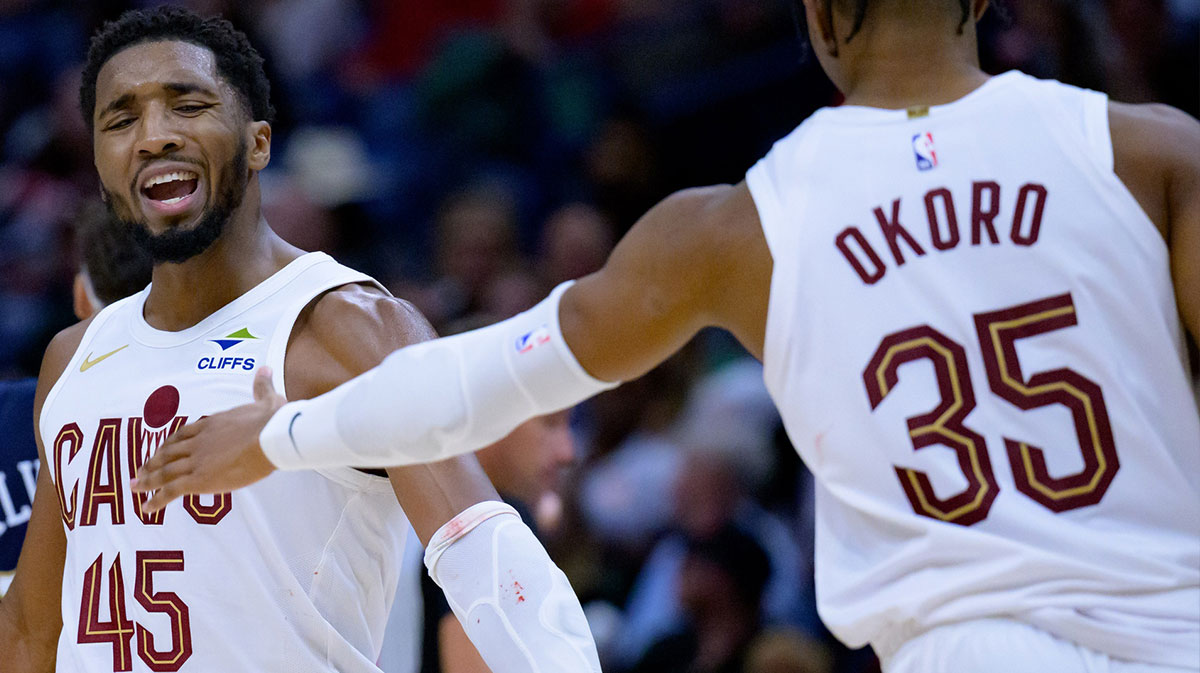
[424,502,602,673]
[259,281,618,469]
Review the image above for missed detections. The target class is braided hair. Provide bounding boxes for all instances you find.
[824,0,974,41]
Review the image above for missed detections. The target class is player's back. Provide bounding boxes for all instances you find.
[747,71,1199,667]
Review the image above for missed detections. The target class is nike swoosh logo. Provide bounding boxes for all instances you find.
[287,411,302,449]
[80,344,130,372]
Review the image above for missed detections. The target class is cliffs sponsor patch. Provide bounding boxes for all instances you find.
[197,356,256,371]
[210,327,259,351]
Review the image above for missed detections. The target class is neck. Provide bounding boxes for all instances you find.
[837,19,990,109]
[143,181,305,331]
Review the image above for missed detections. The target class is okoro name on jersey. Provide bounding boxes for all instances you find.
[836,181,1048,286]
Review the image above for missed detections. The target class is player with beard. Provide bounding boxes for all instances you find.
[116,141,245,264]
[137,0,1200,670]
[0,7,600,673]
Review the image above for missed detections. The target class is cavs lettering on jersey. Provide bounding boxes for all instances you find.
[747,71,1200,666]
[40,253,411,672]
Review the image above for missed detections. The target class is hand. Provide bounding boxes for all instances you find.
[131,366,286,512]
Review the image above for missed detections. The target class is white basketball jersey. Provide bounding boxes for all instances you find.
[747,72,1200,667]
[40,252,412,672]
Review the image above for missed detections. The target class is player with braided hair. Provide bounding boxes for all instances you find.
[140,1,1200,670]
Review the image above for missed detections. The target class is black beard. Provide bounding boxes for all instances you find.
[105,146,248,265]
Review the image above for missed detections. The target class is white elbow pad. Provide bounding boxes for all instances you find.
[260,281,617,469]
[425,501,602,673]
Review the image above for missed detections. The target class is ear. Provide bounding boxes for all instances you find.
[806,0,840,57]
[247,120,271,172]
[974,0,990,21]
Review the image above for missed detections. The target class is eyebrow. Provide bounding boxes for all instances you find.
[97,82,219,119]
[163,82,217,98]
[98,93,136,119]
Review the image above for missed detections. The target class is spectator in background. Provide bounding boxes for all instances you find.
[0,204,151,597]
[539,202,614,288]
[743,628,834,673]
[72,202,154,320]
[1103,0,1199,113]
[401,184,523,330]
[629,524,772,673]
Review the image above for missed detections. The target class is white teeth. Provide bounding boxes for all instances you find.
[161,196,185,205]
[142,170,198,189]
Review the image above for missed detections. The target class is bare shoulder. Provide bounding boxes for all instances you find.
[284,283,437,400]
[1109,102,1200,236]
[649,182,768,329]
[653,183,761,250]
[1110,101,1200,142]
[35,318,93,415]
[1110,102,1200,169]
[614,182,764,288]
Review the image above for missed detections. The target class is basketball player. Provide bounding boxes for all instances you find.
[0,7,600,672]
[137,0,1200,670]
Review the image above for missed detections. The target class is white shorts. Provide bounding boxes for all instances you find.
[881,619,1197,673]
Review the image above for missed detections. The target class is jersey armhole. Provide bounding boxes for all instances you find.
[266,267,394,493]
[38,295,137,441]
[1081,90,1115,174]
[744,126,817,396]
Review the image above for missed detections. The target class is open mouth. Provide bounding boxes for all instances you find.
[141,170,199,206]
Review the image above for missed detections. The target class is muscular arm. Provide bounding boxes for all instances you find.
[287,284,602,672]
[0,322,90,671]
[137,183,772,479]
[283,284,499,542]
[1110,102,1200,341]
[438,612,492,673]
[561,181,771,381]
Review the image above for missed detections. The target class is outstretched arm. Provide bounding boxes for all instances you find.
[562,181,770,380]
[134,182,769,486]
[145,284,603,672]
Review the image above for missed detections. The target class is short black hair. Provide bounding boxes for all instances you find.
[75,204,153,306]
[79,5,275,132]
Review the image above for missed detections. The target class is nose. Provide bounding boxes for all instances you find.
[134,105,184,157]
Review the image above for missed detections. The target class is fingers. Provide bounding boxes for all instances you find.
[134,456,196,512]
[133,433,195,488]
[252,366,275,402]
[143,480,189,513]
[132,421,201,491]
[131,443,188,492]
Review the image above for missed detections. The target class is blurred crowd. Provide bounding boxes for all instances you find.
[0,1,1195,672]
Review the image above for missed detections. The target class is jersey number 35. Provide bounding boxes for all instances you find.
[863,293,1119,526]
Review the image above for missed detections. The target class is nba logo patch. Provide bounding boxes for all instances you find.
[912,132,938,171]
[515,325,552,354]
